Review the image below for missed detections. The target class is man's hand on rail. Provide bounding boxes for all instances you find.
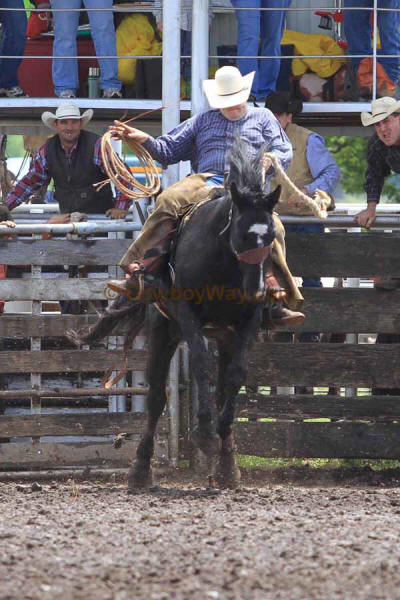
[0,221,16,240]
[109,121,149,145]
[106,208,128,220]
[353,202,377,229]
[42,213,71,240]
[0,220,15,227]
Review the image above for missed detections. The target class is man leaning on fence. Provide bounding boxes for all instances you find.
[354,96,400,291]
[3,102,131,221]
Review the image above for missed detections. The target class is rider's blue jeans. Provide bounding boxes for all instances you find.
[51,0,121,96]
[0,0,27,89]
[230,0,291,100]
[343,0,400,85]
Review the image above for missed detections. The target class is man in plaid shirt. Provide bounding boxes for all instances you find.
[4,102,131,221]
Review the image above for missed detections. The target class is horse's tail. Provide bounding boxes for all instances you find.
[66,294,146,347]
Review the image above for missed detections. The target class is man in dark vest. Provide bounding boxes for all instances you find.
[4,102,130,219]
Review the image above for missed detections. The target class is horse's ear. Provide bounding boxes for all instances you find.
[230,180,244,209]
[267,185,281,211]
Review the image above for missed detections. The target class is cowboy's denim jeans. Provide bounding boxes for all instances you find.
[231,0,291,100]
[51,0,121,96]
[343,0,400,84]
[0,0,27,89]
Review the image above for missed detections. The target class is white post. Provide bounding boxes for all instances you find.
[192,0,209,116]
[162,0,181,463]
[162,0,181,187]
[372,0,378,100]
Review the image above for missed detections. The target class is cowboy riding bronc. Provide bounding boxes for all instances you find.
[109,66,305,328]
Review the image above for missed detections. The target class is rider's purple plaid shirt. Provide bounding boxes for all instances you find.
[365,132,400,203]
[142,106,292,177]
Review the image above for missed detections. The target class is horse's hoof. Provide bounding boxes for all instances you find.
[191,426,220,457]
[127,460,153,492]
[214,454,241,489]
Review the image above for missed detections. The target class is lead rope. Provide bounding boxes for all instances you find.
[263,152,331,219]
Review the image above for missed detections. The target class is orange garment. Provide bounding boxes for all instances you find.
[357,58,396,97]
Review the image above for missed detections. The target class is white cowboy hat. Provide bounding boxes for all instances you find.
[41,102,94,129]
[203,66,255,109]
[361,96,400,126]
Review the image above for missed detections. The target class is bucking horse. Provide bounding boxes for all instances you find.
[68,139,280,490]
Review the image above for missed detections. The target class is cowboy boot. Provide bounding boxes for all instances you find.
[263,269,305,329]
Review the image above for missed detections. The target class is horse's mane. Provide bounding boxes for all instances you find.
[225,137,266,202]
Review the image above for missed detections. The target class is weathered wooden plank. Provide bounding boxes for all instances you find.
[0,239,131,266]
[0,440,168,469]
[286,232,400,277]
[0,386,149,399]
[298,287,400,333]
[236,394,400,420]
[247,342,400,388]
[0,315,98,337]
[235,421,400,458]
[0,279,111,300]
[0,288,399,335]
[0,349,146,373]
[1,233,400,276]
[0,413,167,437]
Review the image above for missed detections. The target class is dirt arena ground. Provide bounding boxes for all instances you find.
[1,468,400,600]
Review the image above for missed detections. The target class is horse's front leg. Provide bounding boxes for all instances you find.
[213,344,241,489]
[214,308,262,488]
[128,310,179,492]
[176,303,220,457]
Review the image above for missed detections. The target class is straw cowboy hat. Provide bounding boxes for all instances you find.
[41,102,93,129]
[203,66,255,109]
[361,96,400,126]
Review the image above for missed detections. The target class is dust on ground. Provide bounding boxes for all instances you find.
[1,467,400,600]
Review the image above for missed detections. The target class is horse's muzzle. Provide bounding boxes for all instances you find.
[236,246,270,265]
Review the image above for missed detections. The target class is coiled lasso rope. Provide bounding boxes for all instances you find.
[264,152,331,219]
[94,131,161,199]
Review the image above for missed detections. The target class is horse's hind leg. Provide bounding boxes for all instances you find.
[213,344,241,489]
[128,311,179,492]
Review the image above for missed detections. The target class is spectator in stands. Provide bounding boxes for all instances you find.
[50,0,122,99]
[3,102,130,219]
[343,0,400,97]
[231,0,291,102]
[0,0,28,97]
[265,91,341,342]
[151,0,232,96]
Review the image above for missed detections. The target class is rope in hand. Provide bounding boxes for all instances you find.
[263,152,331,219]
[94,100,185,200]
[95,132,161,200]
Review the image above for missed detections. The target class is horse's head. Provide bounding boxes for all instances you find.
[225,139,281,303]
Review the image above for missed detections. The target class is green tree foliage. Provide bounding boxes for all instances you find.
[326,135,400,203]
